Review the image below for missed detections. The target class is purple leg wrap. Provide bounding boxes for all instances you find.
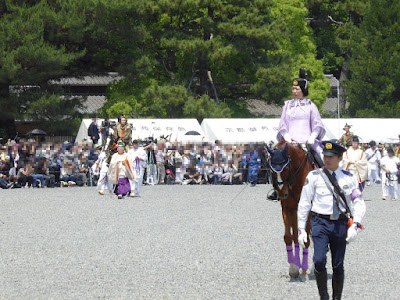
[286,245,294,264]
[302,248,309,271]
[294,244,301,268]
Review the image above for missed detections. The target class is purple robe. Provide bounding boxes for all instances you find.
[277,99,325,144]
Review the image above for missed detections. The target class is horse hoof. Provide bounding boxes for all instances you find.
[299,270,309,282]
[289,263,299,278]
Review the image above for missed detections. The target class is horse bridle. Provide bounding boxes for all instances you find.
[270,149,312,199]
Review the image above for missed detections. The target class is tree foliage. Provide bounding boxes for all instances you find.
[346,0,400,117]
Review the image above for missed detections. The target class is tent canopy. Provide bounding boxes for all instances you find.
[75,118,207,144]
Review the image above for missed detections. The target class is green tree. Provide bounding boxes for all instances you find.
[0,0,92,138]
[346,0,400,117]
[103,0,328,118]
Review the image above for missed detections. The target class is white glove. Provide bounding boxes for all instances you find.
[298,228,308,248]
[283,132,293,143]
[346,224,358,244]
[306,132,318,145]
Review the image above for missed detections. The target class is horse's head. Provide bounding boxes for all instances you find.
[267,142,292,199]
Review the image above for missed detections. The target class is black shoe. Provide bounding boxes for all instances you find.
[250,183,256,187]
[7,182,14,189]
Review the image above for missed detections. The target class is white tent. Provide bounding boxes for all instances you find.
[75,118,207,144]
[322,118,400,143]
[201,118,400,144]
[201,118,281,144]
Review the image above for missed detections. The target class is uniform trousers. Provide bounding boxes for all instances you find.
[311,215,347,275]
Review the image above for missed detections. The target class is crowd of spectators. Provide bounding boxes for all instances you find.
[2,136,399,191]
[0,138,274,190]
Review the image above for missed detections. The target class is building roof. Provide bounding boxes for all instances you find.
[74,95,107,114]
[50,72,123,86]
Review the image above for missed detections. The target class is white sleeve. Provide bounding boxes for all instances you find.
[351,177,366,223]
[298,172,315,229]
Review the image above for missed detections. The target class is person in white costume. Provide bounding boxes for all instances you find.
[365,140,381,186]
[342,135,368,191]
[127,140,148,197]
[94,147,112,195]
[380,148,400,201]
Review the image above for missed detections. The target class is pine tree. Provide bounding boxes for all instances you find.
[346,0,400,117]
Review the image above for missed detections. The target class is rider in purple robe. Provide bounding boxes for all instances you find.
[277,69,325,146]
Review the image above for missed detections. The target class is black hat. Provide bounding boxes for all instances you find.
[322,140,347,156]
[132,139,138,144]
[292,68,311,96]
[387,148,395,154]
[343,123,351,130]
[353,135,360,143]
[369,140,376,147]
[117,141,124,148]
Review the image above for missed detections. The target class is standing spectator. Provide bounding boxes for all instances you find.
[88,117,100,147]
[365,140,381,186]
[247,145,261,187]
[342,136,368,191]
[380,148,400,201]
[155,143,166,184]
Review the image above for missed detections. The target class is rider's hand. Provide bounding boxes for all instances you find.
[298,228,308,248]
[306,135,316,145]
[283,132,293,143]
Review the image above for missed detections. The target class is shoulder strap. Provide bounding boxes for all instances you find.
[322,167,352,217]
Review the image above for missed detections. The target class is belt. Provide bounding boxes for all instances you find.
[311,212,347,221]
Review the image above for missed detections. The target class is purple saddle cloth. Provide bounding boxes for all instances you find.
[116,177,131,196]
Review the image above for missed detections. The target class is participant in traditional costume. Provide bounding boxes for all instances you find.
[380,148,400,201]
[108,142,134,199]
[365,140,381,186]
[127,140,147,197]
[338,123,354,148]
[277,68,325,151]
[94,146,112,195]
[341,136,368,191]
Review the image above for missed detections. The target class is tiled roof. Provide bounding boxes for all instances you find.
[245,99,282,117]
[50,72,123,86]
[72,95,107,114]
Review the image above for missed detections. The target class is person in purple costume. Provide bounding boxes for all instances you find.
[277,68,325,148]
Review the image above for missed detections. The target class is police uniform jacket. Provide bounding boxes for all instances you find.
[298,167,366,229]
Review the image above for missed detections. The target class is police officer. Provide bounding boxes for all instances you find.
[297,141,366,300]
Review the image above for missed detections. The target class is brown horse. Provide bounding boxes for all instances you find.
[267,140,314,279]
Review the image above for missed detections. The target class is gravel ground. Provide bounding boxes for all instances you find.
[0,183,399,299]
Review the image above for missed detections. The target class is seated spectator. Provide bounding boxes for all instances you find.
[221,161,242,184]
[17,160,34,187]
[210,163,224,184]
[32,157,46,188]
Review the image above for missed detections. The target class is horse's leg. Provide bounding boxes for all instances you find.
[282,211,294,264]
[283,210,299,278]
